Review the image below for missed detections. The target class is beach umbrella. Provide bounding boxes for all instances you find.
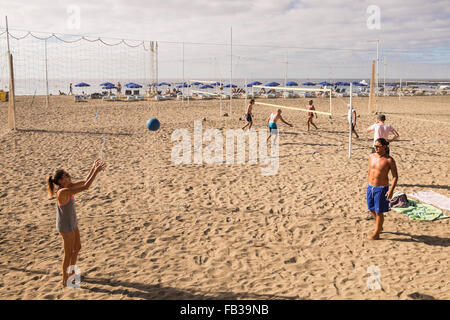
[102,84,117,89]
[302,82,316,86]
[157,82,171,86]
[100,82,114,86]
[176,83,190,88]
[74,82,90,87]
[286,81,298,86]
[319,81,332,86]
[210,82,222,86]
[265,82,280,87]
[200,84,214,89]
[247,81,262,87]
[125,83,142,88]
[191,82,203,86]
[224,84,237,88]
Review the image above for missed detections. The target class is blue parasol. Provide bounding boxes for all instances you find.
[265,82,280,87]
[286,81,298,86]
[125,83,142,88]
[75,82,90,87]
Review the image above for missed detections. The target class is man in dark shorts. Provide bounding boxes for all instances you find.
[242,99,255,131]
[366,138,398,240]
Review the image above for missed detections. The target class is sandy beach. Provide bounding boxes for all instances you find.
[0,94,449,300]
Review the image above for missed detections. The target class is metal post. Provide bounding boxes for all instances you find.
[230,26,232,120]
[182,42,184,104]
[6,16,16,131]
[45,39,49,108]
[348,83,353,158]
[383,55,386,97]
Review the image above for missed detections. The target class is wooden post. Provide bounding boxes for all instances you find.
[8,53,16,130]
[368,60,375,114]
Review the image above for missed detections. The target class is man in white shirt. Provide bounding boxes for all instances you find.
[367,114,399,154]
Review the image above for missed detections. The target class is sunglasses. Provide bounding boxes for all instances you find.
[374,145,384,149]
[63,172,71,178]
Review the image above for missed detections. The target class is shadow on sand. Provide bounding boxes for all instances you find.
[382,232,450,247]
[16,128,133,137]
[4,267,296,300]
[397,184,450,191]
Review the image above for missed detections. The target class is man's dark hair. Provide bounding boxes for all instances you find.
[377,114,386,121]
[250,99,255,104]
[376,138,389,146]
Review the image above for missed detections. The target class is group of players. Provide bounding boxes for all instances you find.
[241,98,400,240]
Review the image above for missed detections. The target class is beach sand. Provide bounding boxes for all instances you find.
[0,94,449,300]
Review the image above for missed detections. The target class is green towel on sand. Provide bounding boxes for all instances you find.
[392,199,447,221]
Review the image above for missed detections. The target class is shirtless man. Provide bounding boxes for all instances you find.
[267,109,293,143]
[242,99,255,131]
[307,100,318,131]
[366,138,398,240]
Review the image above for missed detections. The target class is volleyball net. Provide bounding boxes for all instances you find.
[252,85,333,116]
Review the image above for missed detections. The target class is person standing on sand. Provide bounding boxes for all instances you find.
[69,83,73,95]
[267,109,293,143]
[117,82,122,95]
[46,158,106,287]
[242,99,255,131]
[307,100,318,131]
[366,138,398,240]
[348,104,359,138]
[367,114,399,154]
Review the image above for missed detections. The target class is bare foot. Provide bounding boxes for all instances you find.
[62,275,68,288]
[367,233,380,240]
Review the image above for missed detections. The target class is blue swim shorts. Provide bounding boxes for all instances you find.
[268,122,278,133]
[366,184,390,213]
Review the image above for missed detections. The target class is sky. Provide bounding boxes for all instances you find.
[1,0,449,86]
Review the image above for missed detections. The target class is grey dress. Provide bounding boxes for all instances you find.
[56,195,78,232]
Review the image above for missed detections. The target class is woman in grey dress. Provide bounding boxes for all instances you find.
[46,158,106,287]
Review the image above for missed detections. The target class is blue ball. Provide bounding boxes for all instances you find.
[146,118,160,131]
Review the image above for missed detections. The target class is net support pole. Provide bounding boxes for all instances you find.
[45,39,49,108]
[244,75,247,114]
[348,83,353,159]
[368,60,375,114]
[6,16,16,131]
[399,78,401,101]
[229,26,232,120]
[182,42,185,104]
